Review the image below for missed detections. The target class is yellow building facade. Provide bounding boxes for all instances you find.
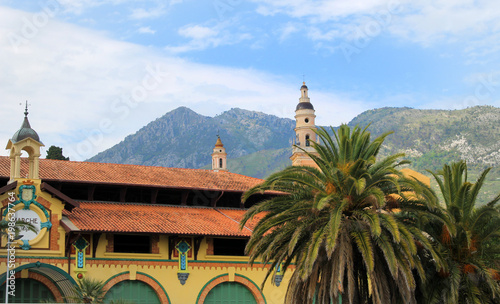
[0,107,289,303]
[1,83,429,304]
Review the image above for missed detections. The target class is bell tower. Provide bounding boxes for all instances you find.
[6,102,44,182]
[211,136,228,171]
[290,82,319,167]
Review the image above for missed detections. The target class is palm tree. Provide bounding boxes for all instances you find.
[68,277,107,304]
[0,219,37,240]
[422,161,500,303]
[240,125,444,304]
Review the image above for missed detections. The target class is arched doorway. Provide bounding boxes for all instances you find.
[0,278,55,303]
[0,262,72,303]
[204,282,257,304]
[104,280,161,304]
[197,274,265,304]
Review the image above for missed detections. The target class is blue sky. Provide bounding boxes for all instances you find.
[1,0,499,161]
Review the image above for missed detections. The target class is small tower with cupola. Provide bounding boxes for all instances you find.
[6,103,44,182]
[211,136,228,171]
[290,82,319,167]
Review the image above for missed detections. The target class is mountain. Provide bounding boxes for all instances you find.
[348,106,500,171]
[88,106,499,202]
[88,107,295,171]
[347,106,500,204]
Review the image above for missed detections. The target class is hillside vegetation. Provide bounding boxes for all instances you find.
[88,107,295,169]
[88,105,499,204]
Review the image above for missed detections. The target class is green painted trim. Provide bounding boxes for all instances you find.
[0,255,286,265]
[87,257,269,264]
[136,272,171,304]
[235,274,267,304]
[196,273,228,304]
[102,271,171,304]
[0,274,60,303]
[0,261,76,303]
[0,255,69,260]
[102,271,130,287]
[0,262,76,286]
[30,269,67,302]
[88,257,177,262]
[191,260,267,264]
[195,273,267,304]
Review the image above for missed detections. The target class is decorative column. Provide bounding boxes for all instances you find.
[176,239,191,285]
[73,236,89,279]
[32,153,40,179]
[13,152,21,179]
[28,156,34,179]
[274,263,284,286]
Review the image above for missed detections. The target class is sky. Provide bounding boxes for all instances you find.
[1,0,499,161]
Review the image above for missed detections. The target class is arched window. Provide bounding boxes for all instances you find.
[104,280,161,304]
[204,282,257,304]
[0,279,56,303]
[219,158,223,168]
[305,134,310,147]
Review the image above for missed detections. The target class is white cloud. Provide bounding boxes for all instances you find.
[253,0,500,55]
[0,6,358,162]
[278,22,299,42]
[130,5,166,19]
[178,25,218,39]
[254,0,393,21]
[388,0,500,45]
[137,26,156,34]
[165,22,252,53]
[55,0,105,15]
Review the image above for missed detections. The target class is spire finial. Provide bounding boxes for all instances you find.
[20,100,31,117]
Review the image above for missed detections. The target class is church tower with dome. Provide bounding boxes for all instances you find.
[290,82,319,167]
[211,135,228,171]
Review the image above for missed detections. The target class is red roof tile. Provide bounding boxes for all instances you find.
[63,202,260,237]
[0,156,264,192]
[217,208,266,232]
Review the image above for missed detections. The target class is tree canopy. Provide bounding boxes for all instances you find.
[46,145,69,160]
[421,161,500,303]
[240,125,445,304]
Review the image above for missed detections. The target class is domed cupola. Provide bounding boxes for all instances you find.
[11,106,42,144]
[6,102,44,182]
[296,82,315,111]
[296,102,315,111]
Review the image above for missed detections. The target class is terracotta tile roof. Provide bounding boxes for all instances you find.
[0,156,264,192]
[216,208,266,232]
[63,201,261,237]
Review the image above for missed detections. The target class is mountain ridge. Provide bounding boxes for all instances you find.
[88,106,295,169]
[87,105,500,205]
[88,105,500,175]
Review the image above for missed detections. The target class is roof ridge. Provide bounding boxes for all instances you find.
[39,157,213,172]
[0,156,266,191]
[78,201,243,210]
[215,208,253,233]
[34,157,263,179]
